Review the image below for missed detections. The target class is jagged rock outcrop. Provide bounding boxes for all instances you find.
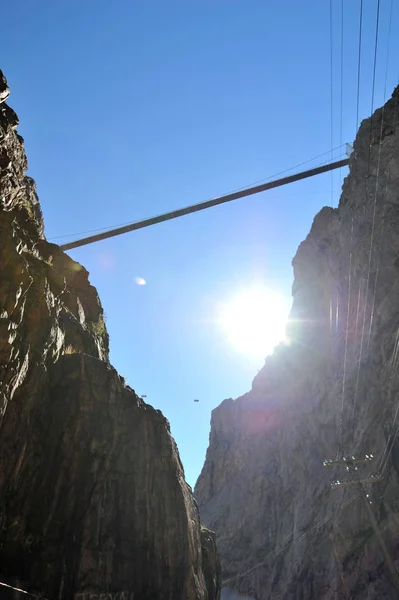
[195,87,399,599]
[0,70,221,600]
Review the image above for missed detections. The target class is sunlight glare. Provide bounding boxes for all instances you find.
[219,287,290,359]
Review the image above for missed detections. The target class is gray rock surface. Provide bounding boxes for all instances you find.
[195,87,399,599]
[0,70,10,104]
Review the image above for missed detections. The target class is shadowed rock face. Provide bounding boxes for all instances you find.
[195,87,399,599]
[0,70,221,600]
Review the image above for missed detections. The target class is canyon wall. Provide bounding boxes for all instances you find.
[0,69,220,600]
[196,87,399,599]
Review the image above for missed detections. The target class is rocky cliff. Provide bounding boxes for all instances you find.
[0,70,220,600]
[195,86,399,599]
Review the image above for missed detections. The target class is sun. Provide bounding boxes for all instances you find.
[218,286,291,360]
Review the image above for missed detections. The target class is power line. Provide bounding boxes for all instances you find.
[330,0,334,206]
[356,0,364,132]
[330,3,394,578]
[50,145,346,242]
[367,92,399,475]
[370,0,382,116]
[328,15,397,594]
[351,0,383,436]
[383,0,394,103]
[339,0,344,187]
[60,158,349,252]
[358,144,396,488]
[336,0,349,458]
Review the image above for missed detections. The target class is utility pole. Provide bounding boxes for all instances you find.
[324,455,399,596]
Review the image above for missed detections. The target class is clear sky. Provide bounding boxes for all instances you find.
[3,0,398,487]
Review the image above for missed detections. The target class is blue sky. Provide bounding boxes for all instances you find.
[3,0,399,487]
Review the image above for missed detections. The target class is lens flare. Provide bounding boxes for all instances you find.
[219,286,290,359]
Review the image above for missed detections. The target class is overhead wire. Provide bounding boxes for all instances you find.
[351,0,383,438]
[342,2,399,554]
[356,0,364,133]
[337,0,351,462]
[370,0,382,116]
[333,0,360,544]
[339,0,345,187]
[382,0,395,103]
[353,0,385,373]
[343,0,398,502]
[331,0,395,583]
[330,0,334,206]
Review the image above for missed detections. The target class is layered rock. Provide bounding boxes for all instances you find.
[0,70,220,600]
[195,87,399,599]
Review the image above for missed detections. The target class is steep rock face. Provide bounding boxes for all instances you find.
[0,70,220,600]
[195,87,399,599]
